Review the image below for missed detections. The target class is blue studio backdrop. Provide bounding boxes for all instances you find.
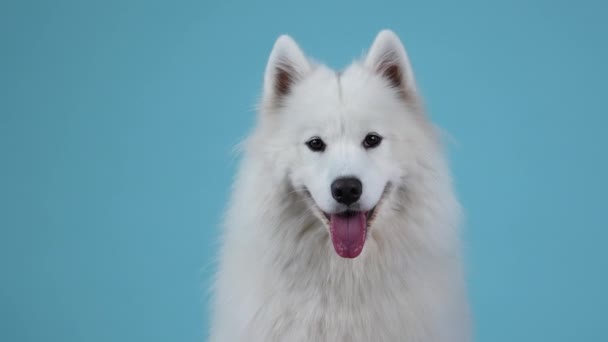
[1,0,607,341]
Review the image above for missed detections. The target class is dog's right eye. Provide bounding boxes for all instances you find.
[306,137,326,152]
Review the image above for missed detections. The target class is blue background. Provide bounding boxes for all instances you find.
[1,0,606,341]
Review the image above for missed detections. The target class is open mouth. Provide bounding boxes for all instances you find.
[307,184,389,259]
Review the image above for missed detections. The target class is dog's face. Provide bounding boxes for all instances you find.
[258,31,426,258]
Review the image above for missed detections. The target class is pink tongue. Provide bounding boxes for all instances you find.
[329,212,367,258]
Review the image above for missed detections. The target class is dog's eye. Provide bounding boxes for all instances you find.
[363,133,383,149]
[306,137,326,152]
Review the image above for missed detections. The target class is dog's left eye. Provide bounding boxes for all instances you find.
[363,133,383,149]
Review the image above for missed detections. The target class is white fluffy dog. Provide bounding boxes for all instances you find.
[210,30,471,342]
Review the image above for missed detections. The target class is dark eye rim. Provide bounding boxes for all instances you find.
[363,132,383,149]
[305,137,326,152]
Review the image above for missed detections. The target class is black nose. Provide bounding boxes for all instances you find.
[331,177,362,206]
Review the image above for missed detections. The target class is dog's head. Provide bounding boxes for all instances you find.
[256,31,434,258]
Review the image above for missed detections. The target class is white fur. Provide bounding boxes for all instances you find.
[210,30,471,342]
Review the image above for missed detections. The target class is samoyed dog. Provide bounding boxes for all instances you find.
[210,30,470,342]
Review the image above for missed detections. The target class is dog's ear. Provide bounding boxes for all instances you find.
[365,30,417,102]
[263,35,311,109]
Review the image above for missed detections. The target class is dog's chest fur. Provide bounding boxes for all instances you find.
[214,206,467,342]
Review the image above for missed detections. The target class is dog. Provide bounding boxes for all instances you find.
[210,30,471,342]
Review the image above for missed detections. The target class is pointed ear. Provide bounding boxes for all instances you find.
[365,30,417,101]
[263,35,311,108]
